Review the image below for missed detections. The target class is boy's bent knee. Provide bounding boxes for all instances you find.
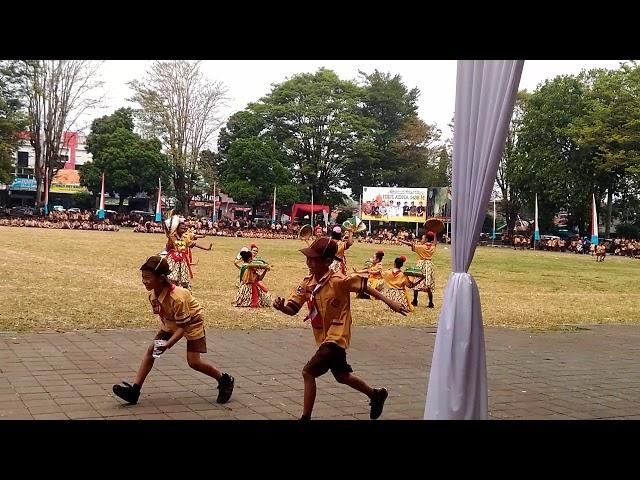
[333,371,349,384]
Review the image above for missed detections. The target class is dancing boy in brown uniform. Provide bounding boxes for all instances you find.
[112,256,234,405]
[273,237,408,420]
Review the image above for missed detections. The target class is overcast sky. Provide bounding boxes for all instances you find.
[86,60,629,142]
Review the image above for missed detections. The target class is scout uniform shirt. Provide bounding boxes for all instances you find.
[287,271,367,350]
[149,284,205,340]
[413,242,436,260]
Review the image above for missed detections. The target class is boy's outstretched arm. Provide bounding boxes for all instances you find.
[366,286,409,316]
[273,297,299,316]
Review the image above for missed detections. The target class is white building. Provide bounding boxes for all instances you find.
[13,131,92,179]
[1,131,92,207]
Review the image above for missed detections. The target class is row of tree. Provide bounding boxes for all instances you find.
[0,61,103,204]
[79,64,452,216]
[9,60,638,236]
[498,61,640,236]
[213,68,450,212]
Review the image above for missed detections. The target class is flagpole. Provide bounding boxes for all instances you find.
[98,172,105,220]
[534,193,539,251]
[212,182,217,223]
[272,185,277,224]
[492,197,496,245]
[591,193,599,246]
[311,189,314,229]
[155,177,162,222]
[43,167,49,216]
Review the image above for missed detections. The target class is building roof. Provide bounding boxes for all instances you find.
[52,169,81,184]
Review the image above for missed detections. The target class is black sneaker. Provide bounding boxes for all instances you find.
[428,302,434,308]
[217,373,234,404]
[369,387,388,419]
[411,299,418,307]
[112,381,140,405]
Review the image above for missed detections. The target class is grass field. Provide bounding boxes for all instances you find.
[1,226,639,332]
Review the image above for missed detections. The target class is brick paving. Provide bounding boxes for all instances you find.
[1,325,640,420]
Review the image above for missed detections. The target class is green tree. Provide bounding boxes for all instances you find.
[73,191,95,211]
[250,68,376,204]
[222,137,299,211]
[497,90,529,235]
[346,70,421,196]
[80,108,171,210]
[387,117,444,187]
[569,63,640,236]
[511,75,596,234]
[0,62,27,184]
[198,149,222,192]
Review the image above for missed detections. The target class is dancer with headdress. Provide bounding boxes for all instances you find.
[329,226,353,274]
[352,250,385,299]
[399,230,437,308]
[381,256,420,312]
[161,211,211,291]
[161,212,193,290]
[234,250,272,308]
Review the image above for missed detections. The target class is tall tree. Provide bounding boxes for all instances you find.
[569,63,640,236]
[511,75,596,233]
[14,60,103,206]
[346,70,421,196]
[497,90,529,235]
[387,116,445,187]
[129,61,229,214]
[221,137,299,211]
[0,62,27,184]
[80,108,171,210]
[249,68,376,204]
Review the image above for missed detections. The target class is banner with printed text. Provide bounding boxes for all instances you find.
[361,186,451,223]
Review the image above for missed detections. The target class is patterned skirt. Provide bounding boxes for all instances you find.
[166,256,192,290]
[234,283,272,308]
[412,259,435,292]
[329,258,347,274]
[383,288,412,312]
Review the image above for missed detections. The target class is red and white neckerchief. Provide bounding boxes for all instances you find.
[303,273,332,328]
[151,284,176,320]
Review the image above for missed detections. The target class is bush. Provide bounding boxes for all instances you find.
[73,192,96,211]
[616,223,640,239]
[335,210,353,226]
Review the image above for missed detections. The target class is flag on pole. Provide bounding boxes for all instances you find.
[98,172,105,220]
[155,178,162,222]
[43,167,49,216]
[492,197,496,240]
[534,193,540,241]
[272,186,277,224]
[212,182,217,223]
[591,193,599,245]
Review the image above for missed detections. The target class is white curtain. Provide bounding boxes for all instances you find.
[425,60,524,420]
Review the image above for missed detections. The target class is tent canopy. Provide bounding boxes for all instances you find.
[291,203,330,220]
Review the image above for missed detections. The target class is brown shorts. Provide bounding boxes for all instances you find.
[303,342,353,378]
[155,330,207,353]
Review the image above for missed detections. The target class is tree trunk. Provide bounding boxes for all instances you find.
[174,172,188,216]
[35,180,43,210]
[605,188,613,238]
[119,196,125,212]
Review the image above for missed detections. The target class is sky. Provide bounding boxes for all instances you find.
[84,60,629,142]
